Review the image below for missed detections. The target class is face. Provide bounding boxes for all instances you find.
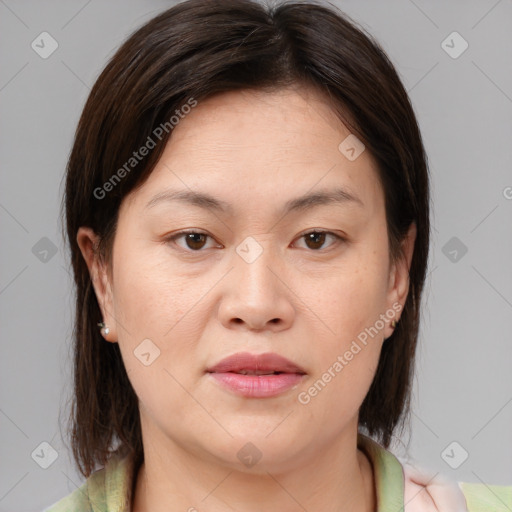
[78,87,415,473]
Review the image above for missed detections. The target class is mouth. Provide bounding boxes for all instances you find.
[205,352,306,398]
[205,351,307,375]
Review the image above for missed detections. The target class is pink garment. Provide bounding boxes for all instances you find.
[402,462,469,512]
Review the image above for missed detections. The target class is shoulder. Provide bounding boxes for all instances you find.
[459,481,512,512]
[42,466,108,512]
[402,462,512,512]
[42,446,134,512]
[42,477,98,512]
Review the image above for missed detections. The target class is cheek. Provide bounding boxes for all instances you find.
[302,248,388,400]
[300,286,385,428]
[313,259,389,341]
[111,260,199,420]
[111,243,214,378]
[112,250,189,331]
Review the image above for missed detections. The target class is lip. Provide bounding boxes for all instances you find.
[206,351,306,374]
[206,352,307,398]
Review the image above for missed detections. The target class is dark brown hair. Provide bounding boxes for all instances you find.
[60,0,430,478]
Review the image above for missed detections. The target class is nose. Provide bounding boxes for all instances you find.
[217,240,295,333]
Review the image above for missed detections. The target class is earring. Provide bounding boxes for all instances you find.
[97,322,110,336]
[390,319,398,329]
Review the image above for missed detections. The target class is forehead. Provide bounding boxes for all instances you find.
[167,87,354,161]
[122,87,384,217]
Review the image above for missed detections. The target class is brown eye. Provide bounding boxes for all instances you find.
[304,231,327,250]
[166,229,345,253]
[167,231,215,251]
[296,230,345,251]
[183,232,208,250]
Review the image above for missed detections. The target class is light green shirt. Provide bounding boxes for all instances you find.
[45,433,511,511]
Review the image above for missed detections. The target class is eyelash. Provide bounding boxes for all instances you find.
[164,229,346,253]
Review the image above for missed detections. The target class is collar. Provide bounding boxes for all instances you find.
[357,432,405,511]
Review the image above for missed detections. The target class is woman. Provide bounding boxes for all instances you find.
[45,0,510,510]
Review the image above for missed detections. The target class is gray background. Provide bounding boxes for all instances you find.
[1,0,511,510]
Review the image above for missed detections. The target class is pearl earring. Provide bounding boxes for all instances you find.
[97,322,110,336]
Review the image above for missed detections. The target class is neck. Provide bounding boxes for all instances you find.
[131,426,375,512]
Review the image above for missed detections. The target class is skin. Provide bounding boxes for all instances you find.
[77,86,416,512]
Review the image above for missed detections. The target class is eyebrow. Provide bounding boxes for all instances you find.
[144,186,364,216]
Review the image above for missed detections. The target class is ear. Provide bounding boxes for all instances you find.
[384,222,417,339]
[76,226,118,343]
